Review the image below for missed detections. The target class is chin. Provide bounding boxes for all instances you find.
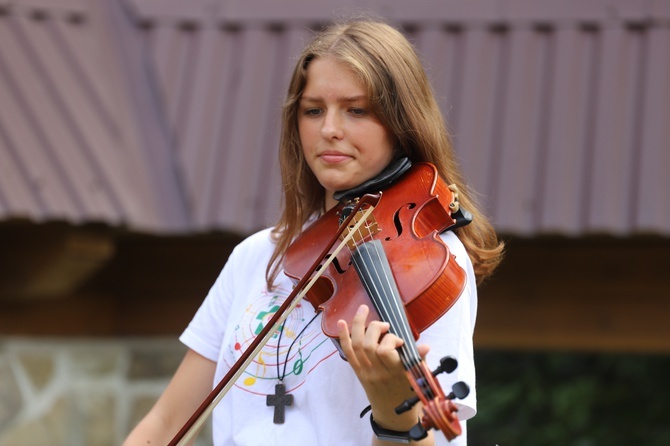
[318,177,356,195]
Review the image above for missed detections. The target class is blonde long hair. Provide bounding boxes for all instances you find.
[266,19,503,288]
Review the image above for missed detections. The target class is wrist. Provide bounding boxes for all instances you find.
[360,403,425,443]
[369,405,420,433]
[370,414,415,444]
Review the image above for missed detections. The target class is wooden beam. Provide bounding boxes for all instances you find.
[475,236,670,353]
[0,222,114,300]
[0,223,240,335]
[1,223,669,354]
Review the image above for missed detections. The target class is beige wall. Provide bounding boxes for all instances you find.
[0,337,212,446]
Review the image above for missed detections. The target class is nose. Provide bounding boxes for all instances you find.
[321,110,344,140]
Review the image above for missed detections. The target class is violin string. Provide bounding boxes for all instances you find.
[362,207,434,396]
[350,251,411,372]
[357,219,433,400]
[350,208,425,381]
[365,236,428,390]
[349,212,404,369]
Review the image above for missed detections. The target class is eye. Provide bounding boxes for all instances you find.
[302,108,322,117]
[349,108,367,116]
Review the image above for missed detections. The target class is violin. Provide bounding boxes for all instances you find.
[169,160,471,445]
[284,161,471,441]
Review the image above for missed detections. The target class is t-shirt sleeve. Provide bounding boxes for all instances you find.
[418,230,478,425]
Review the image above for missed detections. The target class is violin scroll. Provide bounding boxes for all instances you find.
[398,357,470,441]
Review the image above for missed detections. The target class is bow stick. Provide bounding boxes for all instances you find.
[170,194,380,446]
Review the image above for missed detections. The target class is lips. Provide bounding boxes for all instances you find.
[318,151,352,164]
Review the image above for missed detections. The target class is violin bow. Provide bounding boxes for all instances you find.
[169,195,380,446]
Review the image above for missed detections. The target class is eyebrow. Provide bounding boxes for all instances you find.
[300,95,367,103]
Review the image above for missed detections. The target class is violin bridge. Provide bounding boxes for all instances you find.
[340,207,380,250]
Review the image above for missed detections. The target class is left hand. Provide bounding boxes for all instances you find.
[337,304,430,431]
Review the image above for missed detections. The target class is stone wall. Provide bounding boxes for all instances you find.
[0,337,212,446]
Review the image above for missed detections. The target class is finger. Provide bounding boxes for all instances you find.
[378,331,404,351]
[416,343,431,359]
[362,320,390,354]
[337,319,352,359]
[376,332,404,365]
[338,318,364,369]
[337,318,351,347]
[349,304,369,346]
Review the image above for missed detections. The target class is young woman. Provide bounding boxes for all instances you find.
[123,19,503,446]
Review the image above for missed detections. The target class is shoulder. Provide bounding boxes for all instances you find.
[215,227,278,282]
[439,230,471,272]
[229,227,276,260]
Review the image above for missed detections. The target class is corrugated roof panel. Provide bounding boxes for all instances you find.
[540,27,596,235]
[413,26,465,136]
[1,0,669,236]
[446,26,505,214]
[503,0,652,23]
[0,0,195,231]
[148,26,180,130]
[254,26,315,227]
[211,27,283,230]
[653,0,670,18]
[0,14,83,220]
[162,24,309,232]
[53,17,144,223]
[636,26,670,234]
[221,27,295,230]
[218,0,362,23]
[0,124,39,216]
[55,18,123,138]
[102,0,193,231]
[357,0,503,24]
[176,26,235,226]
[492,27,554,234]
[122,0,215,23]
[20,14,126,221]
[587,26,646,234]
[190,27,247,228]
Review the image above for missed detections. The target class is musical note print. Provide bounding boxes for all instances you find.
[224,287,336,395]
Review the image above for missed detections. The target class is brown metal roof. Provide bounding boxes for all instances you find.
[1,0,669,236]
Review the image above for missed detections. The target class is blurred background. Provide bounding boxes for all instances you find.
[0,0,669,444]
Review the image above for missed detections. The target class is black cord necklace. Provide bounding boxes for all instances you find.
[266,311,320,424]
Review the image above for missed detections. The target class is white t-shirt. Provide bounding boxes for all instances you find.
[180,227,478,446]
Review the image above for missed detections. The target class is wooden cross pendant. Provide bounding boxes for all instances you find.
[266,383,293,424]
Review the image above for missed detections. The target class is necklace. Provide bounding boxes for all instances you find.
[266,311,320,424]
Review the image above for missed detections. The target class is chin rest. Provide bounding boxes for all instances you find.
[332,157,412,202]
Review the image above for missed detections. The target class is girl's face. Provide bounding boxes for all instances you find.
[298,57,395,210]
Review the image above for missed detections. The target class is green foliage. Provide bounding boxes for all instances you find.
[468,351,670,446]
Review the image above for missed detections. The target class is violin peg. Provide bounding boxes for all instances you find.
[432,356,458,376]
[447,381,470,400]
[395,395,420,414]
[409,422,429,441]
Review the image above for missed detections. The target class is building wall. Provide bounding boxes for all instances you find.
[1,1,669,444]
[0,337,212,446]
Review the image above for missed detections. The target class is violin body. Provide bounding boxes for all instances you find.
[284,162,467,340]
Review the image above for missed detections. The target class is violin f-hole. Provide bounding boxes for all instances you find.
[384,203,416,241]
[324,253,350,275]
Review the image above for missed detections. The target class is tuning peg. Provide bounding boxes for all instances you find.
[395,395,420,414]
[432,356,458,376]
[409,422,429,441]
[446,381,470,400]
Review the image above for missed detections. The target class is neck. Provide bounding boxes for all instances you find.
[324,193,338,212]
